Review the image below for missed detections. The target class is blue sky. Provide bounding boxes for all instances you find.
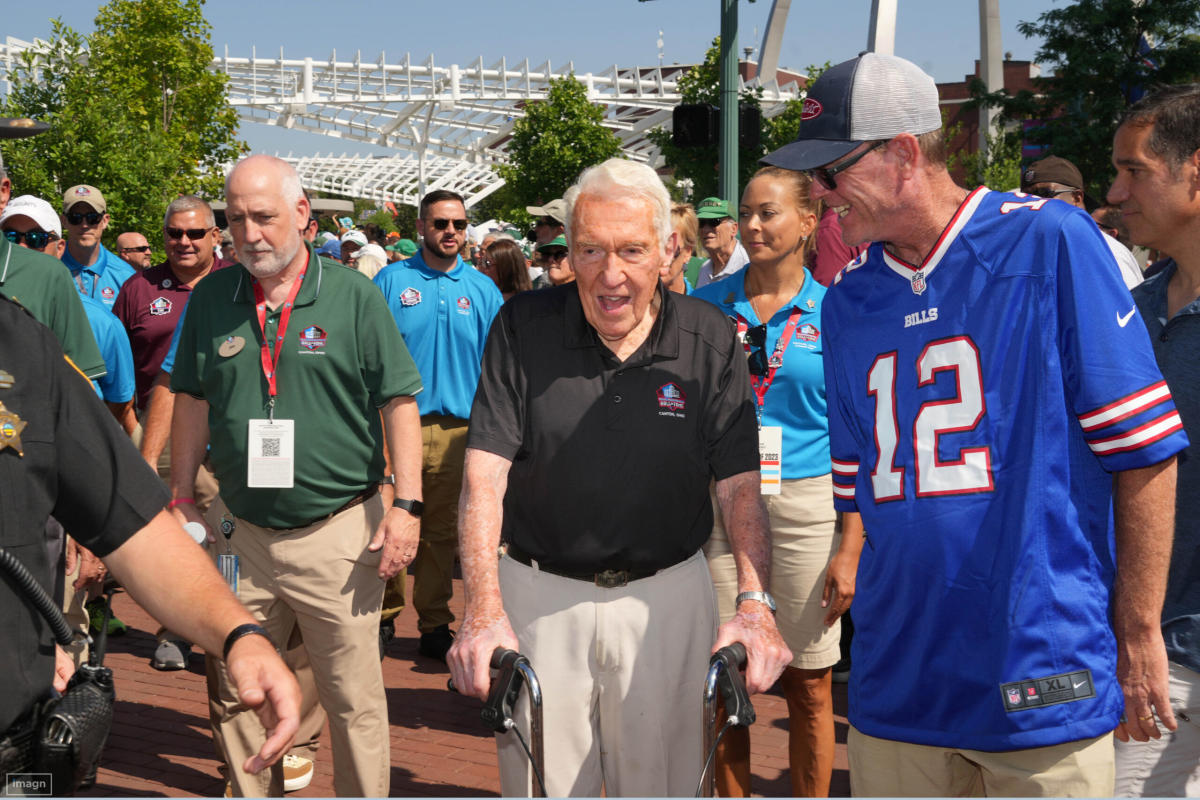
[6,0,1063,155]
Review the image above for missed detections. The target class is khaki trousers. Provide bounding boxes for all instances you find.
[407,415,467,632]
[848,725,1115,797]
[497,550,716,797]
[203,494,389,797]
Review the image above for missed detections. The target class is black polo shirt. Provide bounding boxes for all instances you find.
[0,297,167,732]
[468,283,759,573]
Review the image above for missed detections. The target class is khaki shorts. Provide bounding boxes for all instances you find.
[704,473,840,670]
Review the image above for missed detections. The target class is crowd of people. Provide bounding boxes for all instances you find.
[0,49,1196,800]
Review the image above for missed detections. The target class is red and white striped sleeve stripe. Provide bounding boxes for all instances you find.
[1078,381,1183,456]
[832,457,858,500]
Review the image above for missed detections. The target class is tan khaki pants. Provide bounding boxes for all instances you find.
[497,550,716,797]
[203,494,389,797]
[848,725,1115,797]
[408,416,467,632]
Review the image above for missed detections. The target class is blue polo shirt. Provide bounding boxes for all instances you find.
[373,250,502,419]
[692,267,830,480]
[81,295,135,403]
[62,244,136,308]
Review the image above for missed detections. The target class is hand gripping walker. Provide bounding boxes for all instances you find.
[697,643,756,797]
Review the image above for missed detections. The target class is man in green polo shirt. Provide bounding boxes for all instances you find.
[169,154,424,797]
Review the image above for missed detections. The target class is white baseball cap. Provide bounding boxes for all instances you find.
[0,195,62,237]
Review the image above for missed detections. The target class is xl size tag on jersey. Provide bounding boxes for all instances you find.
[217,554,239,593]
[759,426,782,495]
[1000,669,1094,712]
[247,419,294,488]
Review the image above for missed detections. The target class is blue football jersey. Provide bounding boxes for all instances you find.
[823,187,1189,751]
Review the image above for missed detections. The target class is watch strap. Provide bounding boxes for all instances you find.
[392,498,424,516]
[223,623,273,660]
[735,590,777,614]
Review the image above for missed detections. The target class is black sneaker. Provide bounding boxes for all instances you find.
[831,657,851,684]
[378,619,395,660]
[418,624,455,662]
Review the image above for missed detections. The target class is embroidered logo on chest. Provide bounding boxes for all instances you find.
[149,296,172,316]
[400,287,421,306]
[299,325,327,351]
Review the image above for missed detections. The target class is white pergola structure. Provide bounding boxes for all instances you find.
[1,35,803,207]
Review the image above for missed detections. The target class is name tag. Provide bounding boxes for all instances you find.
[758,426,782,495]
[247,418,295,488]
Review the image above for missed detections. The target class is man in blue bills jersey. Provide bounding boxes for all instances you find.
[762,52,1189,796]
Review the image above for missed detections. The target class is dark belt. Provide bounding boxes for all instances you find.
[503,542,662,588]
[265,483,378,531]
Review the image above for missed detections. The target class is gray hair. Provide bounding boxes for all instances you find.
[224,154,305,206]
[564,158,671,250]
[163,195,216,229]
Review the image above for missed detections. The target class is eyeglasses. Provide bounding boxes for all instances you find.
[698,217,731,229]
[431,218,469,231]
[4,229,55,249]
[119,245,152,253]
[807,140,889,191]
[745,324,768,376]
[543,249,569,262]
[1024,186,1076,199]
[535,217,558,227]
[65,211,103,226]
[165,227,211,241]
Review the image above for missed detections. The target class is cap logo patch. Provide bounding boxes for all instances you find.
[74,187,91,196]
[801,98,823,120]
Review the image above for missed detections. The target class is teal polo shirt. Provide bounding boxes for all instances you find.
[171,244,423,528]
[373,250,503,419]
[62,243,135,308]
[691,267,831,480]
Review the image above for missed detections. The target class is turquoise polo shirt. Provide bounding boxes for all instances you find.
[691,267,831,480]
[373,251,502,420]
[81,295,135,403]
[62,243,136,309]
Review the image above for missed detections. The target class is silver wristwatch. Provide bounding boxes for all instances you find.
[735,590,777,614]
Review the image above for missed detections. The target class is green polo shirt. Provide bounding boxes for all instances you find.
[0,236,106,379]
[171,243,423,528]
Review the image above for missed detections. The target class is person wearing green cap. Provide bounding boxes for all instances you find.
[695,196,748,289]
[532,234,572,289]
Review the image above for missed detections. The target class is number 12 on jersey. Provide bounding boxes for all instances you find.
[865,335,995,502]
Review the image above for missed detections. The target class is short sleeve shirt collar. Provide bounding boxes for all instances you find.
[562,282,680,362]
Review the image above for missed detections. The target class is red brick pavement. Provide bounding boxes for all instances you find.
[79,576,850,797]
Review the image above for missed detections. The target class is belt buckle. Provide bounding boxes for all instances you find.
[595,569,629,588]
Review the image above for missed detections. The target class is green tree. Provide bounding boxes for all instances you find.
[2,0,243,249]
[972,0,1200,196]
[488,74,623,227]
[946,121,1023,191]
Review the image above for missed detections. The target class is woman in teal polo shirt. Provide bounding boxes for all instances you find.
[692,167,863,797]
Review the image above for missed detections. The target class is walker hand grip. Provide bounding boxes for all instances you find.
[482,647,526,732]
[712,643,755,727]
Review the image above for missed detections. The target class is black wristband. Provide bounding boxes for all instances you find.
[223,623,272,661]
[392,498,424,516]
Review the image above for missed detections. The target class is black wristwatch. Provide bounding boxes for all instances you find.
[392,498,424,516]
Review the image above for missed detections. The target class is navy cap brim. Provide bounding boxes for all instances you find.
[761,137,863,172]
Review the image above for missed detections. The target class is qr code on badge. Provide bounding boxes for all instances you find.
[262,437,281,457]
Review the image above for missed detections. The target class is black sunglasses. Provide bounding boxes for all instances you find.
[542,249,569,262]
[698,217,731,229]
[431,218,469,231]
[807,140,888,191]
[65,211,103,226]
[120,245,152,253]
[165,227,211,241]
[745,324,768,376]
[535,217,558,227]
[4,229,54,249]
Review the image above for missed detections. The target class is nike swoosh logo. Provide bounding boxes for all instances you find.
[1117,307,1136,327]
[1073,680,1087,690]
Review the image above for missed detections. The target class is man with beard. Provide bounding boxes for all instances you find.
[168,155,424,796]
[373,189,502,661]
[116,231,153,270]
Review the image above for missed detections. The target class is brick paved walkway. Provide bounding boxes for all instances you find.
[79,576,850,797]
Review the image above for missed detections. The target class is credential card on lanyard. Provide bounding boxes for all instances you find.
[247,418,295,488]
[758,426,783,495]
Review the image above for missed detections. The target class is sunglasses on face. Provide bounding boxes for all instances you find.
[165,227,211,241]
[745,324,768,376]
[431,218,469,231]
[543,249,569,262]
[65,211,103,226]
[807,140,889,191]
[120,245,152,253]
[535,217,558,227]
[698,217,731,229]
[4,229,54,249]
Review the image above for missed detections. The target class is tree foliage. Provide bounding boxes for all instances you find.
[2,0,243,250]
[486,74,622,227]
[972,0,1200,196]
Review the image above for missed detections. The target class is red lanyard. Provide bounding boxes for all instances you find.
[735,306,803,407]
[251,270,306,410]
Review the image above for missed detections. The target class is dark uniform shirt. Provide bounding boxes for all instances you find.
[0,297,167,732]
[468,283,759,574]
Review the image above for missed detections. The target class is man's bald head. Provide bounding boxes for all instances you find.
[224,155,309,280]
[116,231,153,268]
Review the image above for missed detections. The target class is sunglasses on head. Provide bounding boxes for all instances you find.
[65,211,103,226]
[165,227,211,241]
[4,229,54,249]
[431,218,469,231]
[120,245,152,253]
[807,140,889,191]
[1024,186,1076,199]
[745,324,768,376]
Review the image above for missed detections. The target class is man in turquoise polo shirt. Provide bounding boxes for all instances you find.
[373,189,503,662]
[169,155,424,797]
[60,184,135,308]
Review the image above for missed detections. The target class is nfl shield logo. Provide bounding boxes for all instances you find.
[299,325,327,351]
[910,271,926,295]
[1006,688,1021,706]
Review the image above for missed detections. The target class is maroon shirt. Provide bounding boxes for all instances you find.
[112,258,230,411]
[810,207,865,287]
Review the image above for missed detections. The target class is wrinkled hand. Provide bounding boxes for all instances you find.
[171,502,214,544]
[71,541,108,591]
[713,605,792,694]
[447,607,519,701]
[225,633,301,774]
[821,549,857,627]
[368,507,420,580]
[1115,628,1177,742]
[53,645,76,693]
